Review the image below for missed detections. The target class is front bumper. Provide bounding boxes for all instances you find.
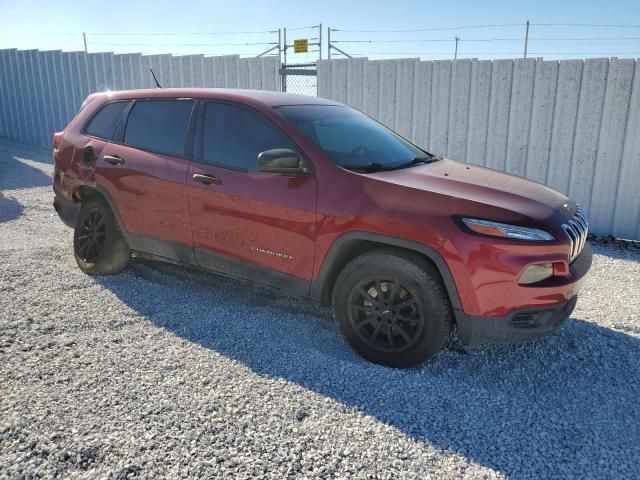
[456,294,578,347]
[453,244,591,347]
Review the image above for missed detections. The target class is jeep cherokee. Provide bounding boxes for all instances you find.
[53,88,592,368]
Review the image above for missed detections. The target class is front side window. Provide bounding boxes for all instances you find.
[123,100,194,157]
[277,104,430,171]
[200,102,297,172]
[84,101,127,140]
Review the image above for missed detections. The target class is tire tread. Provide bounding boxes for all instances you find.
[332,248,452,367]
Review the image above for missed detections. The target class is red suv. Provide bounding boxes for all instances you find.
[53,88,592,368]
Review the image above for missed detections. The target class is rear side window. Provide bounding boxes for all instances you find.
[200,102,296,172]
[123,100,194,157]
[84,101,127,140]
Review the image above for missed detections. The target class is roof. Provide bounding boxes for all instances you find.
[102,88,341,108]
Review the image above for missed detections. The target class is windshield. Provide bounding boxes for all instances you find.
[276,104,433,171]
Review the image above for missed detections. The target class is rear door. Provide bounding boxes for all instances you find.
[66,100,129,196]
[96,98,196,262]
[187,101,317,295]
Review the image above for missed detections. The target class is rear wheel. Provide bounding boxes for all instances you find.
[332,249,452,368]
[73,198,129,275]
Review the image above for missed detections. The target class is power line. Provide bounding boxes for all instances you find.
[18,22,640,38]
[526,36,640,40]
[526,51,640,54]
[90,42,278,47]
[331,24,524,33]
[333,23,640,33]
[333,36,640,43]
[85,30,278,36]
[0,31,275,37]
[333,39,501,43]
[345,51,640,56]
[531,23,640,27]
[285,25,321,31]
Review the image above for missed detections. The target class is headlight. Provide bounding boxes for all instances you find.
[461,218,555,241]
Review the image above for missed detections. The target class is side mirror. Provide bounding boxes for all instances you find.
[257,148,310,175]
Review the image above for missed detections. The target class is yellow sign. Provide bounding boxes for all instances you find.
[294,39,308,53]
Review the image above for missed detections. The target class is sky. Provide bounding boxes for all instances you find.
[0,0,639,61]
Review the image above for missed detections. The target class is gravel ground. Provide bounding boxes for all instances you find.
[1,137,639,479]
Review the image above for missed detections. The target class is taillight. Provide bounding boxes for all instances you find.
[53,131,63,149]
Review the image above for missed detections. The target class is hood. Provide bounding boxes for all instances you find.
[368,159,575,222]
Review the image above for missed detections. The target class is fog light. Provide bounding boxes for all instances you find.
[519,263,553,285]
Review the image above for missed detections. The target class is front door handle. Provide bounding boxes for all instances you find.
[192,173,222,185]
[103,155,125,166]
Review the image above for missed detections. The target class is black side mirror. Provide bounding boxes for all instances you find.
[257,148,310,175]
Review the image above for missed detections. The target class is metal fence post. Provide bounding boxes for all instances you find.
[283,28,287,92]
[524,20,530,58]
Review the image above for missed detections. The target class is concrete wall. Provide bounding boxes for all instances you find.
[1,49,639,239]
[318,57,640,240]
[0,48,279,148]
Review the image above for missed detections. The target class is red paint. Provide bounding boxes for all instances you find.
[98,142,193,246]
[187,161,317,279]
[53,88,591,319]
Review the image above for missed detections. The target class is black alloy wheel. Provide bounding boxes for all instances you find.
[75,208,107,262]
[332,249,453,368]
[73,197,130,275]
[348,277,425,354]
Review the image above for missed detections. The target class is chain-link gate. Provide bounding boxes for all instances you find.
[280,62,317,96]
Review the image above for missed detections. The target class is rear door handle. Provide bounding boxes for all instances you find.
[192,173,222,185]
[103,155,125,166]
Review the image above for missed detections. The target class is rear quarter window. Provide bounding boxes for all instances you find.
[83,101,128,140]
[123,100,194,157]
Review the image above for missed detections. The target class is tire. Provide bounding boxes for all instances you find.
[73,197,129,275]
[332,249,452,368]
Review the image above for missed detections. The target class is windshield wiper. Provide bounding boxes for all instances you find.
[341,162,388,173]
[342,154,442,173]
[395,154,442,169]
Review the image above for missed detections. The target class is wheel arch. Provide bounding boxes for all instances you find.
[310,232,462,313]
[73,185,126,233]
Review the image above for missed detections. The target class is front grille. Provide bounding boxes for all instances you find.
[562,206,589,263]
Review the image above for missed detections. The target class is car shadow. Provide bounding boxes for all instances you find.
[94,259,640,478]
[0,137,52,165]
[0,157,52,190]
[0,139,53,190]
[0,191,24,223]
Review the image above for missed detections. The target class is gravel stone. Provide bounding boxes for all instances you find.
[1,137,639,479]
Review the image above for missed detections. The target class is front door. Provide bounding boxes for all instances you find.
[187,101,317,295]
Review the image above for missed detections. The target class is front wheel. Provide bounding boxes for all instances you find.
[73,197,129,275]
[332,249,452,368]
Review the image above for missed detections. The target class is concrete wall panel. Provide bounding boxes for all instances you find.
[316,56,640,239]
[1,49,638,238]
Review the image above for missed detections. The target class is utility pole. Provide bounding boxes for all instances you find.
[454,36,459,59]
[282,27,287,92]
[283,28,287,66]
[524,20,530,58]
[83,32,88,53]
[319,23,322,60]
